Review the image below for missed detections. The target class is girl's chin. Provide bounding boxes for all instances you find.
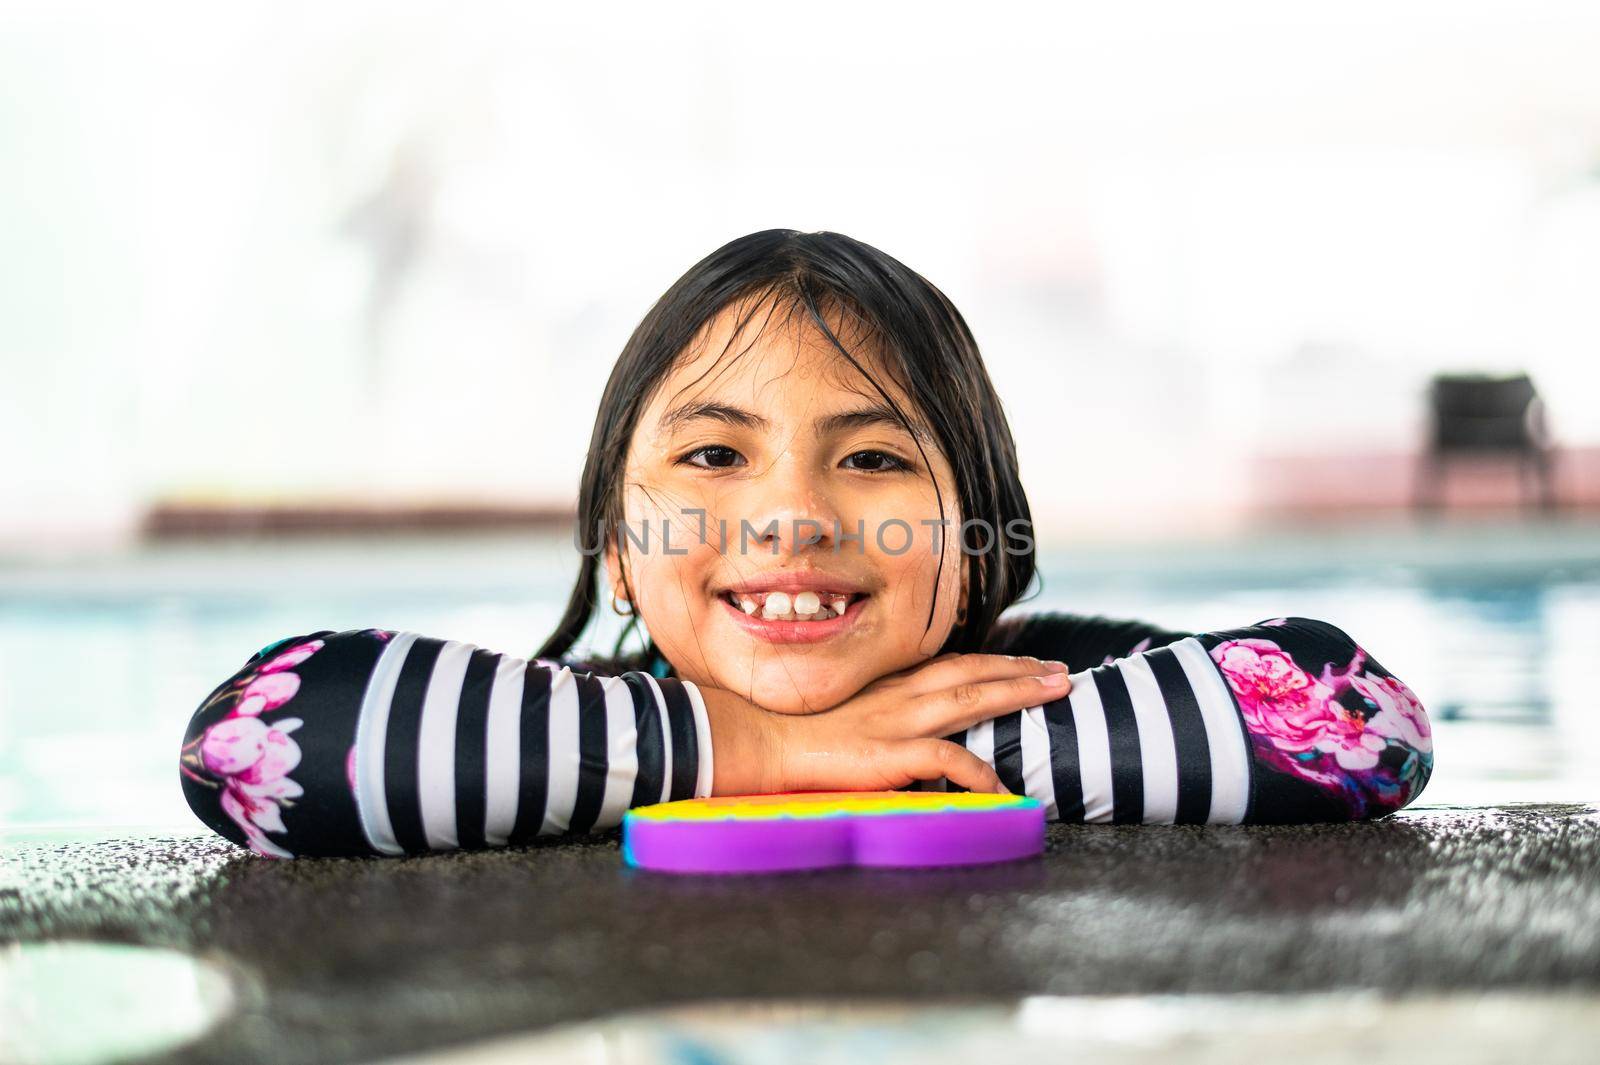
[734,670,868,716]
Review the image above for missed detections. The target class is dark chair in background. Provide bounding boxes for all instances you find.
[1414,372,1556,512]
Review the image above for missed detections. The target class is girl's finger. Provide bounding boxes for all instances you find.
[896,738,1007,795]
[906,672,1073,738]
[874,649,967,687]
[902,652,1068,695]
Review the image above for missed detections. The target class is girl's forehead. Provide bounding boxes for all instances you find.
[646,300,914,423]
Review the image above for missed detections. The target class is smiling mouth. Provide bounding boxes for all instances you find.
[719,589,867,622]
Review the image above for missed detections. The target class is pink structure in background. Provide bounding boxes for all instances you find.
[1250,444,1600,517]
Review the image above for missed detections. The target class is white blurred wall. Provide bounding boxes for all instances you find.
[4,0,1600,551]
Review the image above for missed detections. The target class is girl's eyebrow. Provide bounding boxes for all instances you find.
[658,401,769,433]
[818,405,932,445]
[658,401,930,444]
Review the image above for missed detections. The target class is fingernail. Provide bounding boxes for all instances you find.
[1046,660,1070,673]
[1040,671,1071,686]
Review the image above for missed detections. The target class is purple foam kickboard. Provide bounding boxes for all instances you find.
[622,790,1045,874]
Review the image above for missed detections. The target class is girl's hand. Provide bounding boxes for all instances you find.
[698,653,1073,797]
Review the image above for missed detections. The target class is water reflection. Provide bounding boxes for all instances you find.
[0,941,236,1065]
[386,991,1600,1064]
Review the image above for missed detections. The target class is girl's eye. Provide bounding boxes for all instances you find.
[842,449,910,473]
[679,445,746,470]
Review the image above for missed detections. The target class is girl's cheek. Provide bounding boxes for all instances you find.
[628,536,722,652]
[883,499,963,653]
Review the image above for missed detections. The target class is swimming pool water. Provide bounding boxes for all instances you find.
[2,518,1596,841]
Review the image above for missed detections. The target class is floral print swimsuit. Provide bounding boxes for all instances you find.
[179,613,1434,858]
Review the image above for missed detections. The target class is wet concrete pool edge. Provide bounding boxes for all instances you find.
[4,803,1598,1064]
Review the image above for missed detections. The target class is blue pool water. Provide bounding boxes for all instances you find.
[2,517,1596,841]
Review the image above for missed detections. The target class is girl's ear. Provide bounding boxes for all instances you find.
[603,538,628,606]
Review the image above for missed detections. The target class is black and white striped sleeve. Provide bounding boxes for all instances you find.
[178,628,713,859]
[952,615,1435,825]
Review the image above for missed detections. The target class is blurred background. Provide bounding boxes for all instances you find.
[2,0,1598,838]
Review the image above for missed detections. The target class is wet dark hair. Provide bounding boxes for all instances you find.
[536,228,1037,671]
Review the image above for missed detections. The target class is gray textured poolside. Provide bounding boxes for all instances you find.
[5,802,1598,1063]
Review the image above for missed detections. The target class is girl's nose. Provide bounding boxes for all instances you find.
[737,463,843,557]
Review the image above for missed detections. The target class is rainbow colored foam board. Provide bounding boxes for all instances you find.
[622,790,1044,874]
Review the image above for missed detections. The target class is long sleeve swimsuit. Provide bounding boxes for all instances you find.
[179,612,1435,858]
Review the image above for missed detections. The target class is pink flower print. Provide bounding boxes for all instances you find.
[219,775,305,859]
[200,716,276,776]
[198,715,304,858]
[1211,636,1377,805]
[1353,671,1433,754]
[1313,720,1387,771]
[1211,633,1432,818]
[230,758,303,832]
[203,716,301,782]
[234,672,301,717]
[258,638,324,674]
[184,636,328,857]
[1213,638,1348,754]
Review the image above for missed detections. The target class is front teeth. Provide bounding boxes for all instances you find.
[731,590,854,621]
[761,591,793,620]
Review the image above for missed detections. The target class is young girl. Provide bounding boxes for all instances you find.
[179,229,1435,859]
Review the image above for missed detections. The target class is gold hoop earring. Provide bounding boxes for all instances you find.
[611,592,634,617]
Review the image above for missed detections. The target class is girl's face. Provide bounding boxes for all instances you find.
[608,298,965,714]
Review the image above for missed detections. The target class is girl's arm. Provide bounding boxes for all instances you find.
[179,629,1067,858]
[953,613,1435,824]
[182,615,1425,856]
[179,628,713,858]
